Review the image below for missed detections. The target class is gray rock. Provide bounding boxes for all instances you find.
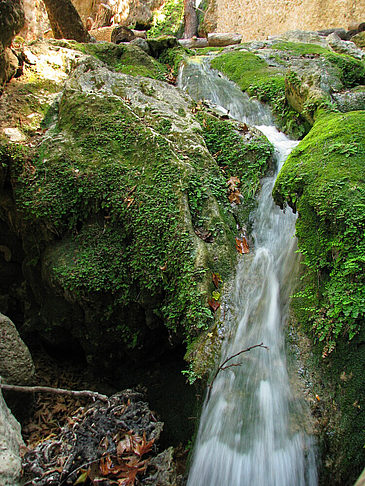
[0,391,24,486]
[278,30,328,47]
[351,31,365,49]
[144,447,180,485]
[147,35,178,58]
[207,33,242,46]
[317,28,347,40]
[0,313,34,385]
[332,87,365,112]
[327,32,365,59]
[130,37,151,55]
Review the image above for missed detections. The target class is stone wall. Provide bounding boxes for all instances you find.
[211,0,365,41]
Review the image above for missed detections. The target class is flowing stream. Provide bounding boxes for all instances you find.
[178,58,318,485]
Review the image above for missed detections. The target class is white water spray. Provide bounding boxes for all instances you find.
[178,58,318,486]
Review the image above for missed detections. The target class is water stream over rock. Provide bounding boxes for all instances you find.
[179,58,318,486]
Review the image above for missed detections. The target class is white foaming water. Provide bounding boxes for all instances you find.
[178,58,318,486]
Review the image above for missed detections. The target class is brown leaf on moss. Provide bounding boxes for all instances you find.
[227,176,240,192]
[235,236,249,254]
[228,190,241,204]
[208,299,220,312]
[212,273,221,288]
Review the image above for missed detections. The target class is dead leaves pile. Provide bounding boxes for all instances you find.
[76,431,155,485]
[22,391,164,486]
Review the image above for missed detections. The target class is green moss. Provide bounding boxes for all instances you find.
[196,112,274,226]
[158,46,189,77]
[211,51,282,91]
[270,41,331,56]
[274,110,365,482]
[148,0,184,38]
[75,42,167,80]
[4,85,243,345]
[273,111,365,352]
[325,53,365,89]
[210,51,309,137]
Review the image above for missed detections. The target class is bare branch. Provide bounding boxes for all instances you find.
[0,382,109,402]
[207,343,269,401]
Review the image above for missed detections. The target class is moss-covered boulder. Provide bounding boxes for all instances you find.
[273,111,365,482]
[0,40,273,373]
[208,38,365,136]
[352,31,365,49]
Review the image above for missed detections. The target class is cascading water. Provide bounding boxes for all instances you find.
[178,58,318,485]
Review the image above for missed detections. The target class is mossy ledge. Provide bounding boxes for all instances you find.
[273,110,365,483]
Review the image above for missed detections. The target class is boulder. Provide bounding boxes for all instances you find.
[332,86,365,112]
[0,0,25,49]
[0,391,24,486]
[111,25,135,44]
[207,33,242,47]
[351,31,365,49]
[317,28,347,40]
[0,313,35,385]
[147,35,178,57]
[278,30,328,47]
[326,32,365,59]
[130,37,151,55]
[89,25,114,42]
[0,40,252,371]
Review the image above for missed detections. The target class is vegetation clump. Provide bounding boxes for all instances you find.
[273,111,365,354]
[74,41,168,79]
[196,111,274,225]
[148,0,184,39]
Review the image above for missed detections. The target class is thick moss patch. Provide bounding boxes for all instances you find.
[273,111,365,352]
[196,111,274,226]
[74,42,167,79]
[211,51,282,92]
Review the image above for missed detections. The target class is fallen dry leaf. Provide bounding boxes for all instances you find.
[212,273,221,288]
[227,176,240,192]
[228,190,241,205]
[208,299,220,312]
[134,433,154,457]
[235,236,250,254]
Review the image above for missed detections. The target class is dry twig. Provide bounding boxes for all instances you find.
[207,343,269,400]
[0,381,109,402]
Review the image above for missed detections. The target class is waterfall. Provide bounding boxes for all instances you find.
[178,58,318,486]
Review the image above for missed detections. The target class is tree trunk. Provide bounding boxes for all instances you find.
[43,0,90,42]
[183,0,198,39]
